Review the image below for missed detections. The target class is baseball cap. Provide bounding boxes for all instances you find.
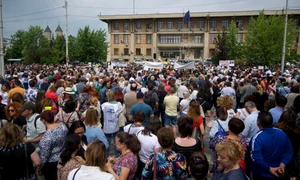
[136,91,144,99]
[18,102,36,112]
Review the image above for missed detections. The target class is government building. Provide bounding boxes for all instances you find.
[99,10,300,63]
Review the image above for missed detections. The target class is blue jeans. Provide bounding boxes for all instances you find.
[164,114,177,126]
[105,132,119,156]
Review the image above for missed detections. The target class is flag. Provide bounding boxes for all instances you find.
[183,11,190,23]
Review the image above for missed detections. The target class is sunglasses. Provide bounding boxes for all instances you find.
[8,109,15,112]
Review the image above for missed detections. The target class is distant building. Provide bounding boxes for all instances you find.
[44,25,52,41]
[99,10,300,63]
[55,24,63,37]
[43,24,63,40]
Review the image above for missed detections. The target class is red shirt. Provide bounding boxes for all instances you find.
[193,116,203,130]
[45,90,58,103]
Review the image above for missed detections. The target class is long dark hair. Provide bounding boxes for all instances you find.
[117,132,141,154]
[59,134,81,166]
[141,117,162,136]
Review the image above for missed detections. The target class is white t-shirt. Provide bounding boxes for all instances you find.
[137,132,161,163]
[68,165,114,180]
[209,119,229,138]
[0,91,8,105]
[180,99,190,114]
[237,108,249,121]
[123,124,144,135]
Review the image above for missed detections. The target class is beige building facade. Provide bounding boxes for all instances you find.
[99,10,300,63]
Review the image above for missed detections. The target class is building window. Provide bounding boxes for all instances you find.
[114,48,119,55]
[198,20,205,29]
[177,22,183,29]
[146,22,152,29]
[114,35,119,44]
[158,22,164,29]
[188,21,194,29]
[194,49,201,59]
[222,20,229,29]
[210,34,217,44]
[160,36,181,44]
[114,23,119,30]
[146,34,152,44]
[236,33,243,43]
[136,34,141,44]
[296,19,300,28]
[236,20,244,29]
[124,23,129,31]
[136,48,141,55]
[136,22,141,30]
[194,36,202,44]
[123,34,128,44]
[167,22,173,29]
[210,20,217,29]
[124,48,129,55]
[146,48,151,56]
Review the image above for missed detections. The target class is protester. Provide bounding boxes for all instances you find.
[189,152,209,180]
[68,121,88,159]
[39,110,68,180]
[55,100,80,128]
[130,91,154,125]
[68,140,114,180]
[164,87,179,135]
[141,127,188,179]
[209,105,229,138]
[106,132,141,180]
[269,95,287,124]
[180,91,191,117]
[212,141,248,180]
[123,111,145,134]
[57,134,84,180]
[0,123,41,179]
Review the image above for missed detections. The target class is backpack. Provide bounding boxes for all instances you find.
[34,115,40,129]
[215,120,227,137]
[144,91,156,109]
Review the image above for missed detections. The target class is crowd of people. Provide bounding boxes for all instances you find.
[0,62,299,180]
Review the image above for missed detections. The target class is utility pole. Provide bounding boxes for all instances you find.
[281,0,288,73]
[65,0,69,66]
[0,0,4,77]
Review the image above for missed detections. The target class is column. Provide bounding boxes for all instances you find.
[203,32,210,59]
[130,33,135,63]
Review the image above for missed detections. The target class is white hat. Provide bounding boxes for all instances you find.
[129,77,135,83]
[62,87,75,95]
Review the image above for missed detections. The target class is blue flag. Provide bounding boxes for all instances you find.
[183,11,190,22]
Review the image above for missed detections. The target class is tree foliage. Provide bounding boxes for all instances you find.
[69,26,107,63]
[226,21,242,60]
[5,25,107,64]
[244,11,299,66]
[212,29,228,65]
[5,30,26,60]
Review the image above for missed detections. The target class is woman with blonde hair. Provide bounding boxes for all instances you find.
[212,141,248,180]
[0,123,41,179]
[179,91,191,117]
[68,140,114,180]
[101,90,123,156]
[217,96,236,120]
[187,100,205,136]
[84,108,109,150]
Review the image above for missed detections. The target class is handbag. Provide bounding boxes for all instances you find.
[118,104,127,127]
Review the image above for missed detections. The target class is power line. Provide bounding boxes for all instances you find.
[68,0,246,10]
[3,7,63,19]
[4,15,64,23]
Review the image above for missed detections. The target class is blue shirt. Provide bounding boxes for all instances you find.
[241,111,260,146]
[250,128,293,178]
[269,107,284,124]
[84,125,109,149]
[130,102,153,125]
[278,87,290,97]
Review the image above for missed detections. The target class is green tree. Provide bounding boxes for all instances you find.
[22,26,51,63]
[69,26,107,63]
[226,21,241,60]
[212,29,228,65]
[244,11,299,66]
[52,36,66,64]
[5,30,26,60]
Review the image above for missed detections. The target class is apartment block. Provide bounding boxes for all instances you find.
[99,10,300,63]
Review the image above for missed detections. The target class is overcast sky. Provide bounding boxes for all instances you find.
[3,0,300,38]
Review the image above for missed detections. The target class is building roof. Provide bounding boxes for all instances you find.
[44,25,52,33]
[55,24,63,32]
[99,9,300,22]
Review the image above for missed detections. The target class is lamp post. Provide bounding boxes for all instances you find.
[281,0,288,73]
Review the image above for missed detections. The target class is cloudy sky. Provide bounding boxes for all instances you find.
[3,0,300,38]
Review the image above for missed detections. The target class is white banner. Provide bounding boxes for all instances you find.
[219,60,235,67]
[174,61,195,69]
[144,62,164,69]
